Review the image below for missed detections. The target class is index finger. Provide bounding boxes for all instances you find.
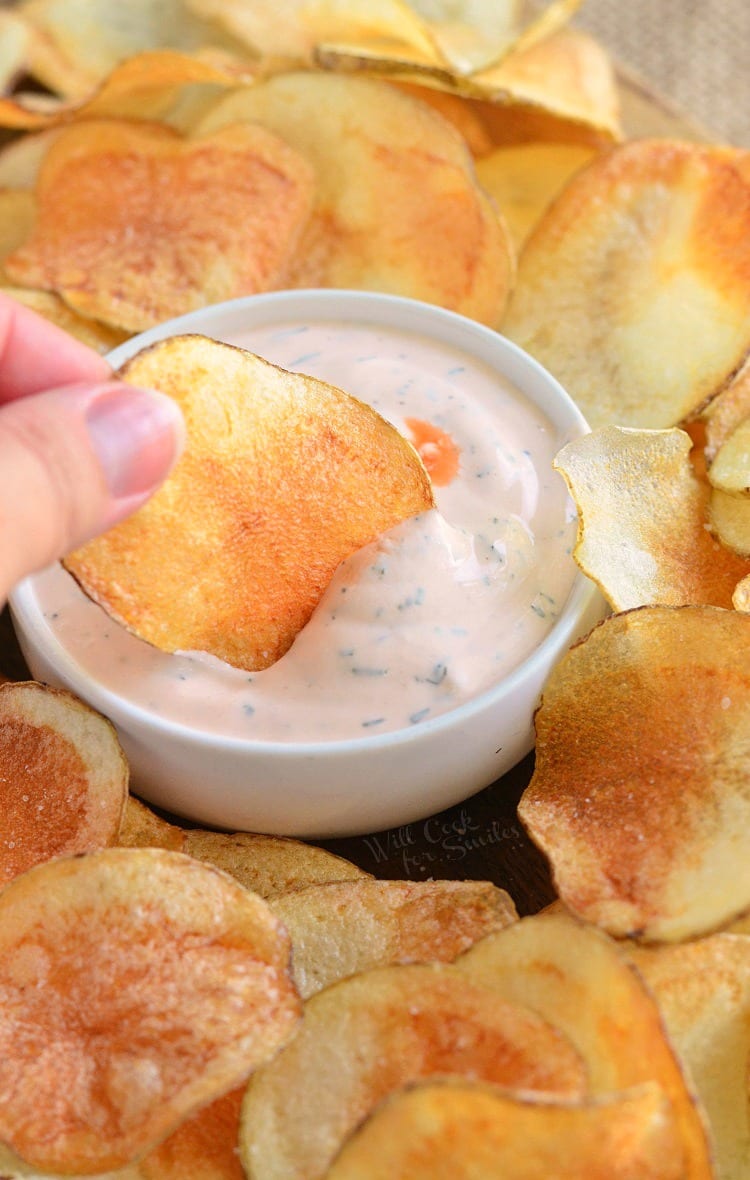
[0,291,111,401]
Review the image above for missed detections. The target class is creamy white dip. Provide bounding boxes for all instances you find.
[31,319,579,742]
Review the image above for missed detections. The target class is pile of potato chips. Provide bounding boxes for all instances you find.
[3,0,750,1175]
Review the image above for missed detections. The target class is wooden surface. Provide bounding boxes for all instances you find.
[0,72,698,921]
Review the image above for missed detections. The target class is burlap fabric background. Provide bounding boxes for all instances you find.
[576,0,750,147]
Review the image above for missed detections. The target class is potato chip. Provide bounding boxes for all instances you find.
[139,1086,245,1180]
[502,140,750,428]
[193,72,513,326]
[0,1140,143,1180]
[454,910,713,1177]
[476,142,596,250]
[388,80,493,155]
[0,12,30,96]
[15,0,250,99]
[5,118,316,332]
[0,191,36,278]
[64,335,435,670]
[707,414,750,495]
[473,28,622,147]
[629,933,750,1180]
[183,830,370,897]
[0,681,128,886]
[270,878,518,997]
[0,847,300,1174]
[709,487,750,559]
[554,426,750,610]
[518,606,750,942]
[0,129,60,188]
[240,961,586,1179]
[700,357,750,463]
[0,287,129,353]
[118,795,186,852]
[325,1079,684,1179]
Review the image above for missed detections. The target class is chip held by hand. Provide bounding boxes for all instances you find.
[64,334,435,671]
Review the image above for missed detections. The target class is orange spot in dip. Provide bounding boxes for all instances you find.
[404,418,460,486]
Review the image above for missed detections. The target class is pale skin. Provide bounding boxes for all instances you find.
[0,293,184,601]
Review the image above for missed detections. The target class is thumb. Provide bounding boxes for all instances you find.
[0,380,185,598]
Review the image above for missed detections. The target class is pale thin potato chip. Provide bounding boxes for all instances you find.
[503,140,750,428]
[194,72,514,326]
[270,878,518,997]
[325,1079,684,1179]
[454,910,713,1178]
[64,335,435,670]
[117,795,186,852]
[700,357,750,463]
[388,80,493,155]
[0,681,128,886]
[184,829,370,897]
[5,118,316,332]
[518,606,750,942]
[476,141,596,250]
[473,28,621,147]
[0,847,300,1175]
[0,287,129,353]
[0,12,30,95]
[707,415,750,495]
[554,426,750,610]
[16,0,250,99]
[139,1086,245,1180]
[733,571,750,609]
[709,488,750,559]
[0,129,61,188]
[240,961,587,1179]
[630,933,750,1180]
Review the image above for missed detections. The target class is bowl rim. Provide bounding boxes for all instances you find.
[10,288,601,756]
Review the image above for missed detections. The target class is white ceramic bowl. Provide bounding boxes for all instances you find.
[10,290,603,837]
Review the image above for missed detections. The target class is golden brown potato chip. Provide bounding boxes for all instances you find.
[325,1079,684,1180]
[554,426,750,610]
[183,829,370,897]
[518,606,750,942]
[455,910,713,1178]
[16,0,250,100]
[240,961,586,1179]
[194,72,513,326]
[64,335,435,670]
[0,191,36,278]
[5,118,315,332]
[139,1086,245,1180]
[0,1141,142,1180]
[0,286,129,353]
[0,681,128,886]
[270,878,518,997]
[0,847,300,1174]
[502,140,750,428]
[630,933,750,1180]
[476,141,596,250]
[117,795,186,852]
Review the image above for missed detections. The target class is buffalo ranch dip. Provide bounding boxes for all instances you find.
[31,318,579,742]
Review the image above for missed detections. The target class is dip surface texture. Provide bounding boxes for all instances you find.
[32,319,579,742]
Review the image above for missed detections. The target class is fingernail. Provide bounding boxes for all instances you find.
[86,384,185,500]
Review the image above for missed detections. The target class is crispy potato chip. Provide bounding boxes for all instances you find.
[700,357,750,463]
[476,142,596,250]
[118,795,186,852]
[733,570,750,609]
[0,847,300,1174]
[518,606,750,942]
[707,414,750,495]
[64,335,435,670]
[0,1140,143,1180]
[502,140,750,428]
[388,80,493,155]
[0,129,61,188]
[554,426,750,610]
[0,48,257,131]
[454,910,713,1178]
[0,681,127,886]
[270,878,518,997]
[5,118,316,332]
[194,72,513,326]
[183,830,370,897]
[0,191,36,277]
[709,487,750,559]
[16,0,251,100]
[0,287,129,353]
[630,933,750,1180]
[0,12,30,95]
[325,1079,684,1179]
[240,961,587,1179]
[139,1086,245,1180]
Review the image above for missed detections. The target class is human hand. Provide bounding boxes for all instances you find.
[0,293,184,603]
